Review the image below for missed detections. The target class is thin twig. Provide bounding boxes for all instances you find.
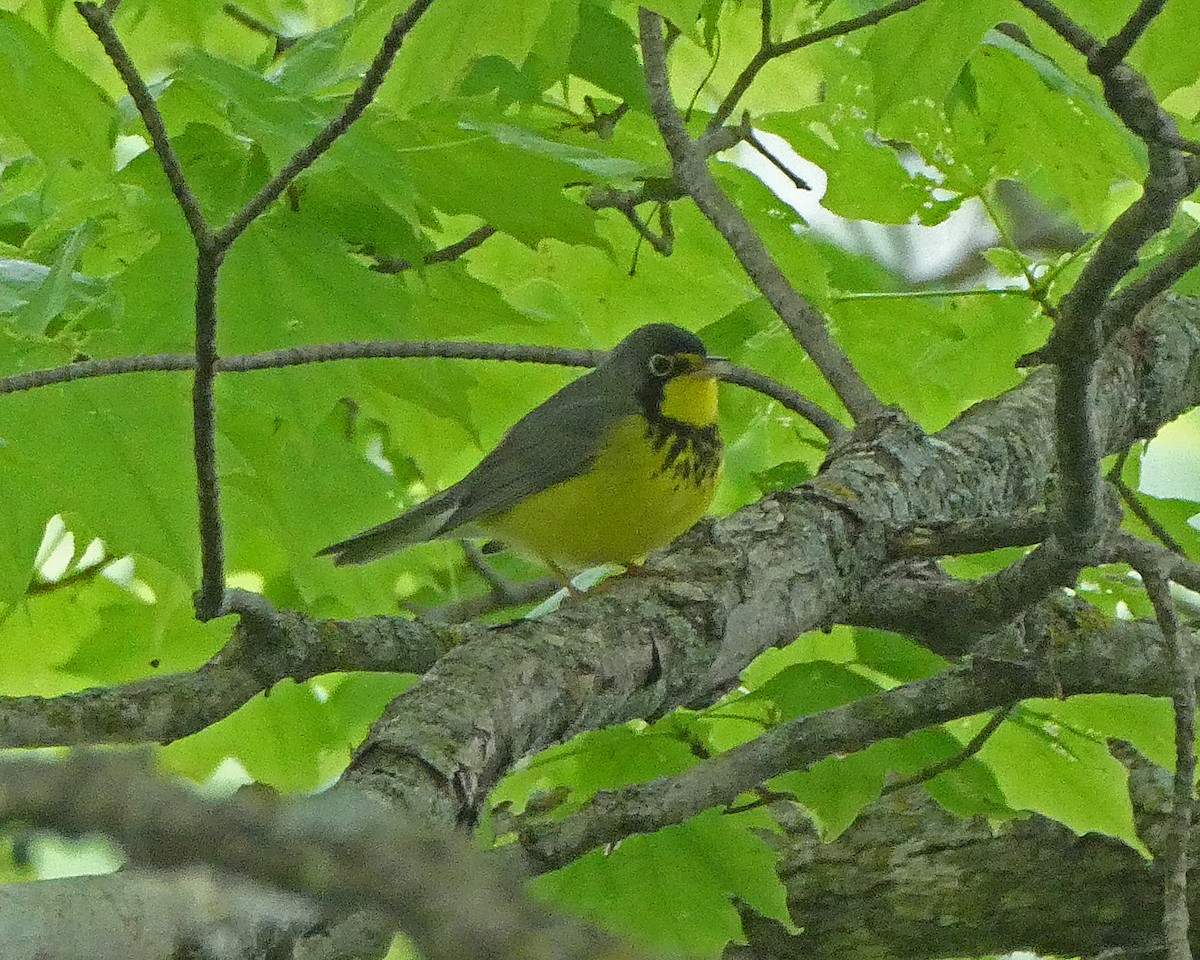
[639,9,882,423]
[721,363,845,441]
[222,3,295,55]
[0,341,841,439]
[740,118,809,192]
[216,0,438,248]
[706,0,929,134]
[460,542,530,608]
[192,245,225,621]
[76,3,212,246]
[889,511,1048,559]
[1106,532,1200,597]
[1013,0,1096,57]
[1106,227,1200,327]
[881,705,1015,796]
[1093,0,1167,72]
[1107,452,1186,556]
[759,0,772,46]
[371,226,498,273]
[1135,565,1195,960]
[26,562,107,597]
[415,574,561,624]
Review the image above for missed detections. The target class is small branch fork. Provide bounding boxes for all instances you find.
[942,0,1200,632]
[74,0,438,620]
[637,9,882,424]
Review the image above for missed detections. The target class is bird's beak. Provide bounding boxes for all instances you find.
[683,353,728,379]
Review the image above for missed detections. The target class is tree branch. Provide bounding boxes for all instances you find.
[214,0,437,248]
[706,0,930,134]
[0,752,631,960]
[889,510,1049,558]
[336,299,1200,831]
[1137,563,1196,960]
[76,3,212,247]
[192,243,225,620]
[879,704,1015,796]
[0,607,453,748]
[638,9,882,423]
[1093,0,1168,73]
[369,225,498,273]
[0,341,840,437]
[222,2,296,56]
[518,659,1047,871]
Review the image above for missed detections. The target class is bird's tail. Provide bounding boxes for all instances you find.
[317,493,459,566]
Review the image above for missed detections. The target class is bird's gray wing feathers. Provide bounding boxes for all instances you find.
[317,370,634,565]
[316,489,459,565]
[448,369,635,529]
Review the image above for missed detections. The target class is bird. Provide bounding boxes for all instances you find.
[318,323,725,589]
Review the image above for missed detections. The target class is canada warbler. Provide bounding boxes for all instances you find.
[318,323,724,580]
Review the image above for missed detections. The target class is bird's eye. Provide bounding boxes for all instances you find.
[648,354,674,377]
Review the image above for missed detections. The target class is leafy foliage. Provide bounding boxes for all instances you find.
[2,0,1200,957]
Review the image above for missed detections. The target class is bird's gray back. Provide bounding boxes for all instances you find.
[447,368,639,528]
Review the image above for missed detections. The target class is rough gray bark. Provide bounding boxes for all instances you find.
[732,753,1189,960]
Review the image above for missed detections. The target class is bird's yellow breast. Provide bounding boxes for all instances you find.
[481,376,722,568]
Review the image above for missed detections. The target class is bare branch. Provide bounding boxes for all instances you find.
[519,659,1047,871]
[416,575,561,624]
[215,0,438,248]
[75,3,212,246]
[0,341,839,437]
[1093,0,1167,72]
[1106,226,1200,326]
[0,753,630,960]
[222,2,295,55]
[889,511,1048,559]
[740,118,810,191]
[0,606,453,748]
[721,363,846,441]
[1107,532,1200,597]
[880,704,1015,795]
[638,9,883,423]
[192,245,225,621]
[1134,564,1196,960]
[706,0,929,134]
[1108,452,1187,555]
[370,225,498,273]
[1013,0,1096,57]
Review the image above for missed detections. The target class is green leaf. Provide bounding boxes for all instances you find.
[167,49,328,166]
[947,35,1143,230]
[533,809,792,957]
[489,723,700,815]
[853,629,951,683]
[1023,695,1176,773]
[741,659,884,721]
[0,12,115,167]
[11,222,98,334]
[58,558,229,684]
[830,292,1050,430]
[569,1,648,109]
[370,0,573,110]
[978,708,1148,853]
[865,0,1008,118]
[0,254,106,323]
[0,377,199,582]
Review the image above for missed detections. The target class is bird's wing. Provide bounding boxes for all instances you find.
[447,370,635,530]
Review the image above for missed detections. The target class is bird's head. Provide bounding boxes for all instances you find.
[603,323,725,426]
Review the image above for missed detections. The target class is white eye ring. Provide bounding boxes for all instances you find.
[648,354,674,377]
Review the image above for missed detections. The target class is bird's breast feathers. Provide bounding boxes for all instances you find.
[479,377,722,568]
